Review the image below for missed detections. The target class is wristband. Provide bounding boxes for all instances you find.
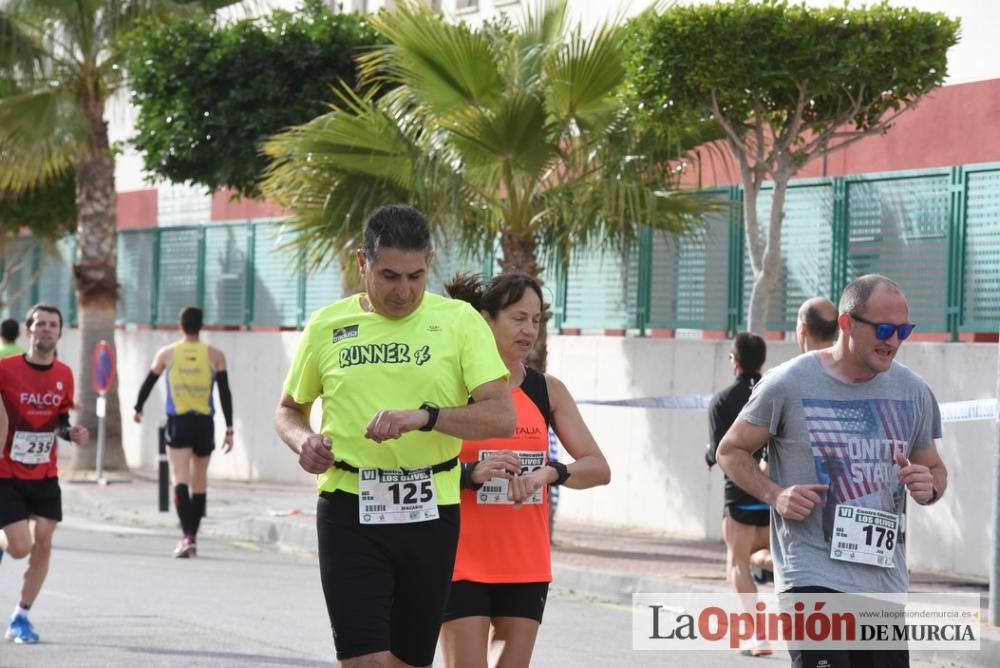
[546,460,570,486]
[418,402,440,432]
[460,461,485,491]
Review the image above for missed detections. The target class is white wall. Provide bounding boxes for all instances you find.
[56,330,996,579]
[546,335,997,581]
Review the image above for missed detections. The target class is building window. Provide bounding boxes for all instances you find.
[456,0,478,10]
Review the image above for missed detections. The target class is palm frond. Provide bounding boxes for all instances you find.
[0,89,87,191]
[514,0,567,87]
[442,92,559,190]
[261,83,430,271]
[360,1,503,115]
[544,21,625,132]
[0,10,45,71]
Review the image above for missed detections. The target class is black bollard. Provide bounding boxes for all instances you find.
[158,422,169,512]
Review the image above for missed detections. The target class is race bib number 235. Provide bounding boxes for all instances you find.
[10,431,56,465]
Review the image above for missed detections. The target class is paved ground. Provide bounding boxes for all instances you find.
[55,472,997,667]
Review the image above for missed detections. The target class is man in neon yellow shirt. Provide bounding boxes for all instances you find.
[275,205,515,668]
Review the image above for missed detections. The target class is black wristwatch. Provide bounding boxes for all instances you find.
[419,402,440,432]
[546,460,571,486]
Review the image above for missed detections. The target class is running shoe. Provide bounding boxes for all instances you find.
[171,536,197,559]
[5,615,39,644]
[751,565,774,585]
[739,639,773,657]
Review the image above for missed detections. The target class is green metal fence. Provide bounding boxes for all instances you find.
[3,163,1000,338]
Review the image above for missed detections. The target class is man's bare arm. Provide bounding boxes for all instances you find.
[0,395,7,447]
[364,377,515,443]
[274,393,332,474]
[900,441,947,505]
[718,419,828,521]
[717,419,779,503]
[435,378,515,440]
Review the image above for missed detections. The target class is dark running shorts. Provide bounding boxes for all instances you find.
[165,414,215,457]
[316,489,460,666]
[725,504,770,527]
[784,586,909,668]
[0,477,62,527]
[443,580,550,624]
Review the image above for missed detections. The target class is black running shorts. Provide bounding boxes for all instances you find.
[443,580,550,624]
[316,490,460,666]
[725,504,770,527]
[165,414,215,457]
[784,586,909,668]
[0,477,62,527]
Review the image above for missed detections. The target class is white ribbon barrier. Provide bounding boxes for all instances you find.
[578,396,999,423]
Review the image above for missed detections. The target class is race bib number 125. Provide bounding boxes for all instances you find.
[358,467,439,525]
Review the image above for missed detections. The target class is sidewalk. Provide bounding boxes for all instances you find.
[60,472,996,666]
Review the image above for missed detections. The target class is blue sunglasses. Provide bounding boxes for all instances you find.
[850,313,916,341]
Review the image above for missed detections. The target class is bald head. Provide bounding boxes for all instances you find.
[797,297,838,352]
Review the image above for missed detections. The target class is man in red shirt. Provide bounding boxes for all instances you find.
[0,304,88,644]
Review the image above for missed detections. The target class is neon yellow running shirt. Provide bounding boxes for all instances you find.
[283,292,508,505]
[165,341,215,416]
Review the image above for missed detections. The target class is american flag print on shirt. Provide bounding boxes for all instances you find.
[802,399,914,542]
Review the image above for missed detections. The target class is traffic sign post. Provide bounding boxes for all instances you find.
[91,341,115,485]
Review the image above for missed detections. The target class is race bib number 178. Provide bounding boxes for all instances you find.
[830,504,899,569]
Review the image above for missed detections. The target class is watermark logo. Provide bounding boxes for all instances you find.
[632,593,980,651]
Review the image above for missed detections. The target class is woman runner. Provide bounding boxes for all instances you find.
[442,271,611,668]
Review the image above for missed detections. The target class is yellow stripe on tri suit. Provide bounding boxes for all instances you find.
[165,341,215,416]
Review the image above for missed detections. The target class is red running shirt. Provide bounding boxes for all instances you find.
[0,355,75,479]
[452,385,552,583]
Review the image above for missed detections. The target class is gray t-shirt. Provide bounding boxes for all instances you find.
[739,351,942,594]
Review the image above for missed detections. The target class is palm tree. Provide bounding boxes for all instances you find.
[262,0,716,371]
[0,0,235,471]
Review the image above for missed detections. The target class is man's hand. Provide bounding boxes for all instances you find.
[365,409,428,443]
[222,431,234,454]
[132,411,142,423]
[69,425,89,447]
[773,483,828,520]
[896,451,935,503]
[299,434,334,474]
[507,466,556,508]
[470,450,523,485]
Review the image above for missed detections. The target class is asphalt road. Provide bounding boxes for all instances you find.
[0,517,970,667]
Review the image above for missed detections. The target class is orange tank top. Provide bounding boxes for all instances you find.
[452,384,552,583]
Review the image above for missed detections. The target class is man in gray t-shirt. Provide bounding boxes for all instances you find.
[718,275,947,668]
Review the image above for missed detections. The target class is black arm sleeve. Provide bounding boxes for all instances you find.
[460,461,484,491]
[216,371,233,428]
[705,397,724,468]
[56,413,71,441]
[134,371,160,412]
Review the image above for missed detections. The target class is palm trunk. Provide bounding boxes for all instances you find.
[745,171,790,335]
[498,232,548,372]
[69,94,126,472]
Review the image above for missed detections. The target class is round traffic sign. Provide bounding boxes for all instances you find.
[91,340,116,394]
